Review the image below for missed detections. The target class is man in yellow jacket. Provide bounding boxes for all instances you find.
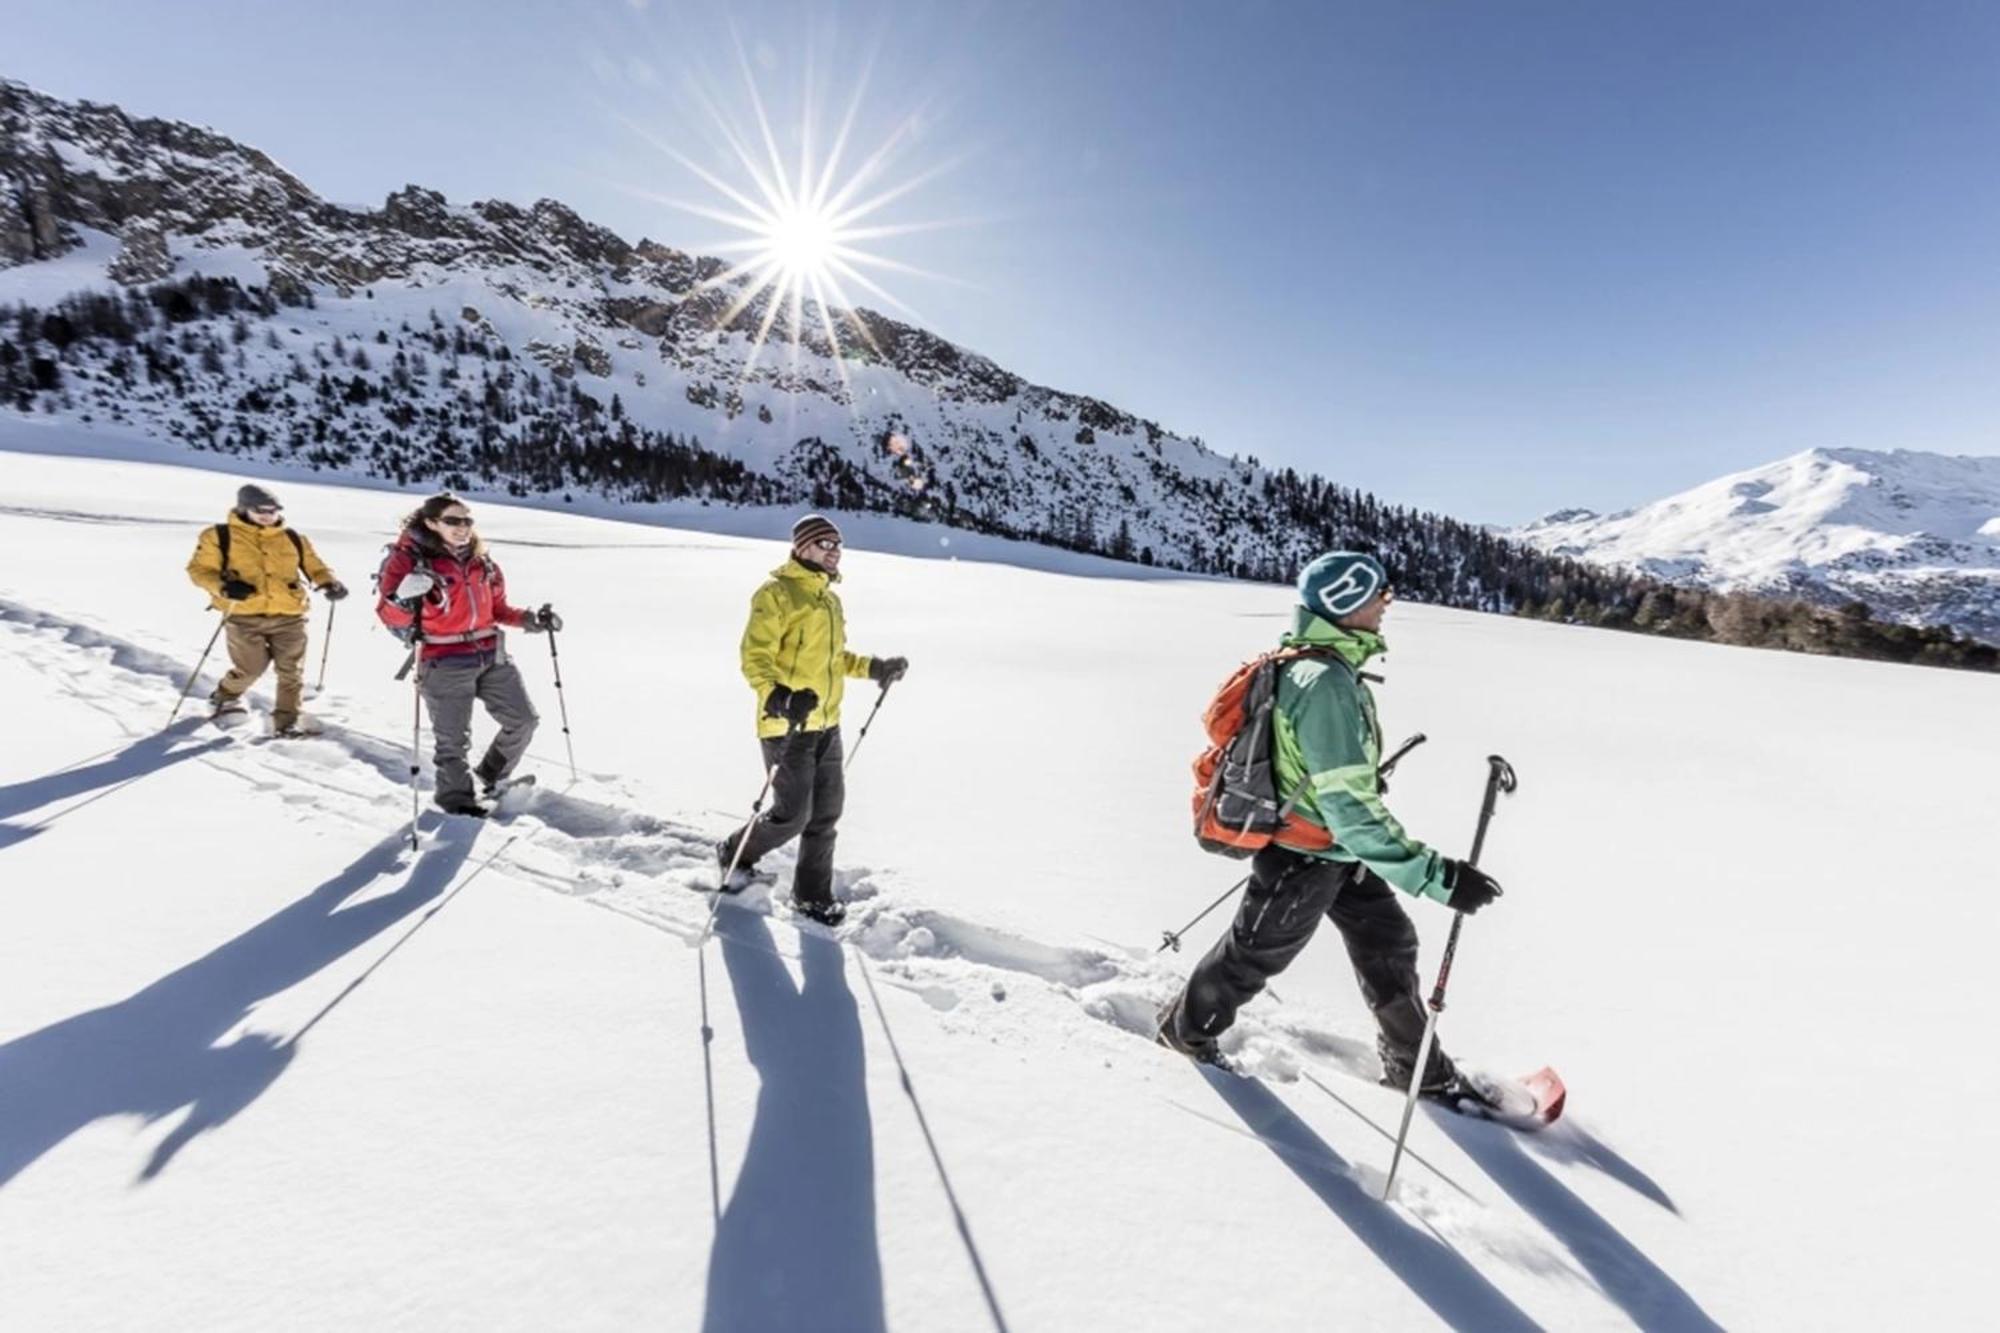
[718,514,907,925]
[184,483,347,736]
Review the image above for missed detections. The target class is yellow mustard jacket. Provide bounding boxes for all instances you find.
[185,512,336,617]
[740,559,875,737]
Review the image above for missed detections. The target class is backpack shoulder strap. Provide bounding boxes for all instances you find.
[286,528,308,583]
[215,523,231,575]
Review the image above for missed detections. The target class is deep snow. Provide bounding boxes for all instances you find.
[3,425,1996,1331]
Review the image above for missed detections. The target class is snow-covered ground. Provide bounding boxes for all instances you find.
[3,423,1995,1331]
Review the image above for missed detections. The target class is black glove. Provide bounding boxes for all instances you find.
[868,655,909,685]
[221,578,257,601]
[763,685,794,719]
[784,686,820,725]
[320,581,349,602]
[536,604,563,632]
[1443,860,1504,915]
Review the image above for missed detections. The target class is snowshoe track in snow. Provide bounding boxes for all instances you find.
[0,593,1619,1274]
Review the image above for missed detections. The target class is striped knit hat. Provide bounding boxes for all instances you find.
[791,514,843,561]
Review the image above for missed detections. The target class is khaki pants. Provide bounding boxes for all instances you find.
[215,614,309,726]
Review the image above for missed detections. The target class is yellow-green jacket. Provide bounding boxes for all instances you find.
[740,559,874,737]
[185,512,336,617]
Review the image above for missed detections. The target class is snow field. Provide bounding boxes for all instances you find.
[4,437,1997,1329]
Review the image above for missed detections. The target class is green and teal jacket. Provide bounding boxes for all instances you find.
[1272,607,1449,902]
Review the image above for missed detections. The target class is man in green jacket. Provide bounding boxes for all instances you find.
[717,515,908,925]
[1158,551,1503,1094]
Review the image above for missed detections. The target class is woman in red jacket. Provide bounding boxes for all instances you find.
[375,493,560,816]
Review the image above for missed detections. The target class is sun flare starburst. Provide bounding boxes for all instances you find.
[614,44,963,390]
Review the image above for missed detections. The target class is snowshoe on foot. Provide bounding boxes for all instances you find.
[209,695,251,728]
[791,898,847,928]
[1420,1067,1566,1128]
[482,773,535,802]
[269,711,325,739]
[435,794,490,819]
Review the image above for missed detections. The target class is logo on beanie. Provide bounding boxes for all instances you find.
[1299,552,1387,619]
[1316,564,1380,617]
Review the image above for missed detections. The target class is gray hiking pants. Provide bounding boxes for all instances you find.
[419,650,539,805]
[722,728,845,908]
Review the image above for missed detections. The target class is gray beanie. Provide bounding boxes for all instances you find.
[236,483,281,511]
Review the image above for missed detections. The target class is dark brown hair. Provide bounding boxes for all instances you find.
[399,493,487,556]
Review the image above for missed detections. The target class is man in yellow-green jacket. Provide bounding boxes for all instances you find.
[184,483,346,736]
[717,514,907,925]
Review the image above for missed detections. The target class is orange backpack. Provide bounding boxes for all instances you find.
[1191,649,1337,857]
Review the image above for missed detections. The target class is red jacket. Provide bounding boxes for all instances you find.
[375,531,529,660]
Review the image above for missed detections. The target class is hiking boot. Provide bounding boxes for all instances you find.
[210,693,248,717]
[435,792,489,819]
[1155,1003,1237,1072]
[791,897,847,928]
[1378,1049,1459,1096]
[713,838,767,894]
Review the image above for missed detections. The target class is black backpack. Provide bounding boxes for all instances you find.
[216,522,308,592]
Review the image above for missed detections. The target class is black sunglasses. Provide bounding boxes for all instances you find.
[437,515,476,528]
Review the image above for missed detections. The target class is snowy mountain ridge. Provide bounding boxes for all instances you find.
[0,76,1535,599]
[1512,446,2000,643]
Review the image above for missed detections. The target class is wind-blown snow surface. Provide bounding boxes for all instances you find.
[1513,448,2000,642]
[3,428,1995,1331]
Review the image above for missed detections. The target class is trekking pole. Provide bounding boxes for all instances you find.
[1379,732,1427,782]
[1158,875,1249,954]
[843,680,893,773]
[408,667,425,855]
[542,609,577,783]
[313,599,337,695]
[701,716,804,946]
[167,605,233,725]
[1382,754,1517,1201]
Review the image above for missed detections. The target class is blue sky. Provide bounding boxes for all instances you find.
[9,0,1999,523]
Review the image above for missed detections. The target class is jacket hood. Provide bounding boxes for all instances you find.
[1282,605,1385,670]
[773,556,838,587]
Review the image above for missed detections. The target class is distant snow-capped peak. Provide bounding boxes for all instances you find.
[1510,447,2000,642]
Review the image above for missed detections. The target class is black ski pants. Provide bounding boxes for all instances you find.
[724,727,845,908]
[1167,843,1455,1089]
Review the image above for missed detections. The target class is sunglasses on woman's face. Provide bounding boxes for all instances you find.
[438,515,475,528]
[251,505,282,515]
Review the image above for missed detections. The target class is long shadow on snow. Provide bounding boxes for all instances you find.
[1434,1113,1724,1332]
[1535,1123,1681,1215]
[0,726,227,847]
[0,819,477,1188]
[1205,1072,1539,1332]
[704,912,885,1333]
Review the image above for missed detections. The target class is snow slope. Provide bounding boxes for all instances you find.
[1513,448,2000,642]
[3,425,1996,1331]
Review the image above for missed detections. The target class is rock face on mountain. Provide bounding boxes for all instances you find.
[1514,449,2000,643]
[0,79,1705,627]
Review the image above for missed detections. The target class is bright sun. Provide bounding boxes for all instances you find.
[761,203,839,282]
[614,44,960,385]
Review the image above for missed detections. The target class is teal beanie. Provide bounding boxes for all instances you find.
[1298,551,1389,620]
